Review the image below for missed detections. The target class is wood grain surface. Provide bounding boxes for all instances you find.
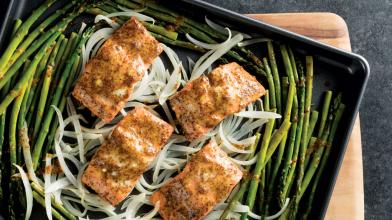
[247,12,364,220]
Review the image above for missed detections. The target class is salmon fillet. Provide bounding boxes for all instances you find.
[170,62,265,141]
[82,107,173,205]
[150,140,243,220]
[73,17,163,122]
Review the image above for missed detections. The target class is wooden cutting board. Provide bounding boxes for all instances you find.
[246,13,364,219]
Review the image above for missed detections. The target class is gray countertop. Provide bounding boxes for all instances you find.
[203,0,391,219]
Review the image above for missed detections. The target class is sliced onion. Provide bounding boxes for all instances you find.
[63,131,103,140]
[192,49,214,77]
[231,155,257,166]
[139,175,170,190]
[20,121,39,183]
[162,104,178,134]
[124,193,148,217]
[62,198,88,217]
[153,139,175,182]
[85,28,113,60]
[190,34,244,80]
[132,71,154,101]
[205,16,251,39]
[53,106,78,186]
[120,109,127,117]
[67,98,86,163]
[235,110,281,119]
[138,201,159,220]
[169,144,200,153]
[219,123,252,154]
[44,154,53,220]
[227,135,256,147]
[106,11,155,23]
[46,177,71,193]
[265,198,290,220]
[91,38,106,57]
[78,22,87,35]
[187,56,195,75]
[94,15,120,29]
[14,164,33,220]
[135,181,153,195]
[185,28,231,50]
[158,63,182,104]
[238,37,271,47]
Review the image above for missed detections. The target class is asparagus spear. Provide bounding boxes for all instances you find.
[288,46,299,84]
[265,83,295,212]
[241,92,275,220]
[280,45,294,84]
[290,56,313,217]
[32,191,67,220]
[32,29,92,169]
[5,1,77,73]
[151,32,205,52]
[294,122,331,207]
[263,58,276,110]
[32,36,64,140]
[304,111,319,168]
[302,102,345,219]
[0,31,61,115]
[0,6,82,91]
[318,91,333,138]
[0,0,57,77]
[268,42,282,116]
[31,182,77,220]
[219,133,261,220]
[306,111,319,146]
[0,18,22,203]
[278,105,298,206]
[25,45,56,128]
[8,80,30,220]
[280,75,305,204]
[9,60,32,168]
[281,77,289,115]
[97,4,179,40]
[45,54,81,156]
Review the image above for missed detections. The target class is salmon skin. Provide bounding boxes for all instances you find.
[73,17,163,122]
[82,107,174,206]
[150,140,243,220]
[170,62,265,141]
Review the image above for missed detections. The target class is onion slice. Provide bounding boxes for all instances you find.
[238,38,271,47]
[190,34,244,80]
[185,28,231,50]
[44,154,53,220]
[235,110,282,119]
[94,15,120,29]
[14,164,33,220]
[106,11,155,23]
[205,16,251,38]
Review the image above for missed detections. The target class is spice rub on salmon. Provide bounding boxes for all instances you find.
[150,140,243,220]
[82,107,173,206]
[72,17,163,122]
[170,62,265,141]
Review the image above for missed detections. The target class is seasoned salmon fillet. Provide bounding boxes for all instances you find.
[170,62,265,141]
[150,140,243,220]
[73,17,163,122]
[82,107,173,205]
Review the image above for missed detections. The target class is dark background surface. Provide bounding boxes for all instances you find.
[0,0,390,219]
[202,0,391,219]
